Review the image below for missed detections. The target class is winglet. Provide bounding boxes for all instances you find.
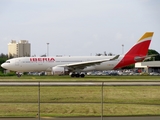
[109,55,120,61]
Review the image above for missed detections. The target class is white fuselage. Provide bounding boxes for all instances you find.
[1,55,124,72]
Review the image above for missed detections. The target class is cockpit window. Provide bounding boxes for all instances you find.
[5,61,10,63]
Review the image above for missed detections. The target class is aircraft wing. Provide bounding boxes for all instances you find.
[58,55,120,70]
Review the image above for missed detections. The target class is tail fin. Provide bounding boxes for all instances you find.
[125,32,154,56]
[114,32,154,69]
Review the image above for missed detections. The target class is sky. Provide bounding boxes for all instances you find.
[0,0,160,56]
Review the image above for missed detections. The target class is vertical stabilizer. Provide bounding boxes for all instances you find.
[114,32,154,69]
[125,32,154,56]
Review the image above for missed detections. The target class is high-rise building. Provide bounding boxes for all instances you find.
[8,40,31,58]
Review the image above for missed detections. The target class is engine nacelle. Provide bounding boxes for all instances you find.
[52,66,65,75]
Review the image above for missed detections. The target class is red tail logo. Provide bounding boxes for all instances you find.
[114,32,154,69]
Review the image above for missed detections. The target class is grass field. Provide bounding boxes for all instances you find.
[0,75,160,117]
[0,86,160,117]
[0,75,160,81]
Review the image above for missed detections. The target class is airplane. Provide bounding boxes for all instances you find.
[1,32,154,77]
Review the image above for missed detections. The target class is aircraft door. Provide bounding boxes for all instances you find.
[15,60,20,66]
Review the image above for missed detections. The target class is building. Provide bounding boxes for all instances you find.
[8,40,31,58]
[135,61,160,73]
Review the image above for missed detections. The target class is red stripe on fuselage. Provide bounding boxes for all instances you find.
[114,40,151,69]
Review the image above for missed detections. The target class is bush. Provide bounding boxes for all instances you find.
[0,72,15,76]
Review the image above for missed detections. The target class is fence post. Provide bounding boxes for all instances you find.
[101,82,104,120]
[38,82,40,120]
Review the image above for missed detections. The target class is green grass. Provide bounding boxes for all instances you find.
[0,86,160,117]
[0,75,160,81]
[1,103,160,117]
[0,76,160,117]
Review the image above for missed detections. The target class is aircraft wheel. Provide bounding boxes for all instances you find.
[71,73,75,77]
[80,74,85,78]
[76,73,80,77]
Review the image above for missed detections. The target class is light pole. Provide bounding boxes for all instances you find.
[122,44,124,54]
[47,43,49,56]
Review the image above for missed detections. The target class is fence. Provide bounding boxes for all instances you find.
[0,81,160,120]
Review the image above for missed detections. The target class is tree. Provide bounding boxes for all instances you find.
[108,52,113,56]
[96,53,102,56]
[40,54,47,57]
[96,52,113,56]
[145,49,160,61]
[0,53,8,73]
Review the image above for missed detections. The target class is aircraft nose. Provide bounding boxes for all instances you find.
[1,63,7,69]
[1,63,5,68]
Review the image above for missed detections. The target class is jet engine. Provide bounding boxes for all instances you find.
[52,66,65,75]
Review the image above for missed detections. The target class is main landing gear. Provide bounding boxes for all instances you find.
[70,72,85,78]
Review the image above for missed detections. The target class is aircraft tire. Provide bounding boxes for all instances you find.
[80,74,85,78]
[71,73,75,77]
[76,73,80,77]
